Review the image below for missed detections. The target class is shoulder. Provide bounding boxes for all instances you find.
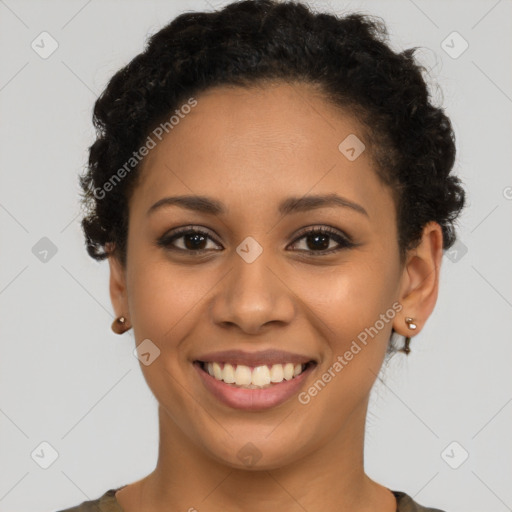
[55,486,447,512]
[54,487,124,512]
[392,490,448,512]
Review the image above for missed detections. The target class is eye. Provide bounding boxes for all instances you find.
[288,226,356,255]
[156,225,356,255]
[157,227,221,253]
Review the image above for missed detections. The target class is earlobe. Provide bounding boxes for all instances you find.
[393,221,444,339]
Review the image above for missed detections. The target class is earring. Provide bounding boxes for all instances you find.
[111,315,131,334]
[401,317,417,355]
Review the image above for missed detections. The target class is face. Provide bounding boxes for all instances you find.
[108,81,441,470]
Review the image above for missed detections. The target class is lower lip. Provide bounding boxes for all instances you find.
[193,361,316,411]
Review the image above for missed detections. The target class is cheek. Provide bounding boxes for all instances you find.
[125,258,205,409]
[297,267,397,422]
[305,266,399,408]
[127,247,398,346]
[313,263,396,335]
[126,253,214,347]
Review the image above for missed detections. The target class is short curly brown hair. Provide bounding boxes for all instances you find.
[79,0,466,298]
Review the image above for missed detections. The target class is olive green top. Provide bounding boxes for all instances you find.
[55,486,447,511]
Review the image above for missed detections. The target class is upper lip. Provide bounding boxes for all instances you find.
[194,349,317,367]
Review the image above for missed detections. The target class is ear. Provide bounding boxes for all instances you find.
[107,245,130,321]
[393,221,444,337]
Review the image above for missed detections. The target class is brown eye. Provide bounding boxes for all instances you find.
[157,225,356,256]
[288,226,356,255]
[157,228,221,253]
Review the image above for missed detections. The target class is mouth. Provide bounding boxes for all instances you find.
[194,360,316,388]
[193,359,317,410]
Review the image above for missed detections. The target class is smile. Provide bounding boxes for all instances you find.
[198,361,313,388]
[193,360,317,410]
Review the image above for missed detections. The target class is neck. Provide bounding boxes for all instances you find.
[132,397,396,512]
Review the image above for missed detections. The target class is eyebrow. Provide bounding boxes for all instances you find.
[146,193,369,218]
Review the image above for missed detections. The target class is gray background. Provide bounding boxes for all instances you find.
[1,1,511,511]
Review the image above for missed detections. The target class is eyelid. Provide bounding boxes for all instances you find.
[292,224,353,242]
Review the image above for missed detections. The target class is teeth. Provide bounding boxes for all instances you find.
[222,363,235,383]
[282,362,294,380]
[235,364,252,385]
[269,363,284,382]
[204,362,307,388]
[251,365,270,386]
[212,362,222,380]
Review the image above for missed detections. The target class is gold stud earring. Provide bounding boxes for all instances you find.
[402,317,417,355]
[111,316,131,334]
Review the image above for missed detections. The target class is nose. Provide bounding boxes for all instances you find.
[210,251,296,335]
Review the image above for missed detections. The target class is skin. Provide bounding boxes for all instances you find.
[108,81,443,512]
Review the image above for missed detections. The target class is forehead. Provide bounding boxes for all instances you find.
[130,81,393,222]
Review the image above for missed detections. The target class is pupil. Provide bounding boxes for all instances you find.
[308,234,329,250]
[185,233,206,250]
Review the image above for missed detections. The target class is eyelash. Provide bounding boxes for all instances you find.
[156,225,356,256]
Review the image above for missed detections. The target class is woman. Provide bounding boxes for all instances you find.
[59,0,465,510]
